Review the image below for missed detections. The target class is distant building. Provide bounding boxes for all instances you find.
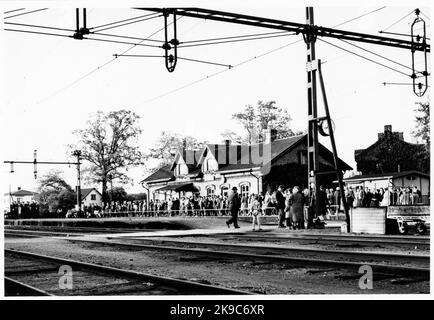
[80,188,103,207]
[355,125,429,174]
[3,187,38,207]
[141,131,352,201]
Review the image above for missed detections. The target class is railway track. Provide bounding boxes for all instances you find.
[189,233,430,249]
[4,225,164,234]
[57,237,429,277]
[4,249,251,296]
[5,228,429,274]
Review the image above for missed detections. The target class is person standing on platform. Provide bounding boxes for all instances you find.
[226,187,241,228]
[290,186,305,230]
[251,195,262,231]
[284,188,293,229]
[275,185,286,228]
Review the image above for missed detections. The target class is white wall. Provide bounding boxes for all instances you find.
[82,189,102,207]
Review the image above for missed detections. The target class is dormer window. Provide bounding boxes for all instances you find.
[175,163,188,176]
[203,158,218,172]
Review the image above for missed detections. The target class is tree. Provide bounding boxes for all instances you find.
[232,104,256,144]
[413,101,430,152]
[232,100,294,143]
[35,170,76,214]
[70,110,144,203]
[145,131,207,167]
[110,186,128,202]
[220,129,245,144]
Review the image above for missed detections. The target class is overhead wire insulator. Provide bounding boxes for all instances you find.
[33,149,37,179]
[411,9,429,97]
[163,9,178,72]
[73,8,89,40]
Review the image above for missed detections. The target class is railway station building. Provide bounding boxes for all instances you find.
[141,131,352,200]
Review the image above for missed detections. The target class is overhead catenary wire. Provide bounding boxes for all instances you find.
[83,36,161,48]
[89,12,160,30]
[143,6,387,103]
[337,38,418,72]
[380,9,414,32]
[180,30,292,45]
[114,54,232,68]
[379,30,430,41]
[3,27,162,49]
[91,13,162,33]
[90,31,164,43]
[419,11,430,21]
[4,22,75,32]
[4,8,25,15]
[332,6,386,28]
[318,38,410,77]
[36,16,184,104]
[144,38,305,103]
[4,8,48,20]
[178,32,297,48]
[4,28,72,39]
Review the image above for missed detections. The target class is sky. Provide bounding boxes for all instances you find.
[0,1,431,211]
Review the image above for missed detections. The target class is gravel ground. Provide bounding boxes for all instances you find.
[4,236,429,295]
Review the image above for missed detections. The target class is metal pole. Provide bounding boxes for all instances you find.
[75,151,82,214]
[317,61,351,232]
[75,8,79,32]
[305,7,321,227]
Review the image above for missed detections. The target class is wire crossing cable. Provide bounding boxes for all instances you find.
[333,6,386,28]
[178,32,297,48]
[318,38,410,77]
[144,38,304,103]
[3,27,162,49]
[90,31,164,43]
[92,13,162,33]
[4,22,75,32]
[4,8,48,20]
[142,6,388,103]
[180,30,291,44]
[89,12,160,30]
[3,8,25,15]
[379,30,431,41]
[380,9,414,32]
[83,36,161,48]
[36,17,184,104]
[420,11,430,21]
[4,28,72,39]
[338,38,417,72]
[114,54,232,68]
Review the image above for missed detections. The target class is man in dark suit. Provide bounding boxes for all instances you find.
[226,187,241,228]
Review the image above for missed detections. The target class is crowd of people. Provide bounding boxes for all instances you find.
[335,185,424,210]
[6,184,426,220]
[7,201,40,219]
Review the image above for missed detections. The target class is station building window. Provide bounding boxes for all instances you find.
[240,184,250,197]
[206,185,216,196]
[221,186,229,197]
[91,194,96,200]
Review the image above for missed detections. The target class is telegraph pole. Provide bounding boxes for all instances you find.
[304,7,321,227]
[4,150,83,214]
[73,150,82,214]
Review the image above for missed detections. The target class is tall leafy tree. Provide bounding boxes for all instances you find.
[36,170,76,214]
[232,100,294,143]
[232,104,256,144]
[145,131,207,168]
[70,110,144,203]
[413,101,430,152]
